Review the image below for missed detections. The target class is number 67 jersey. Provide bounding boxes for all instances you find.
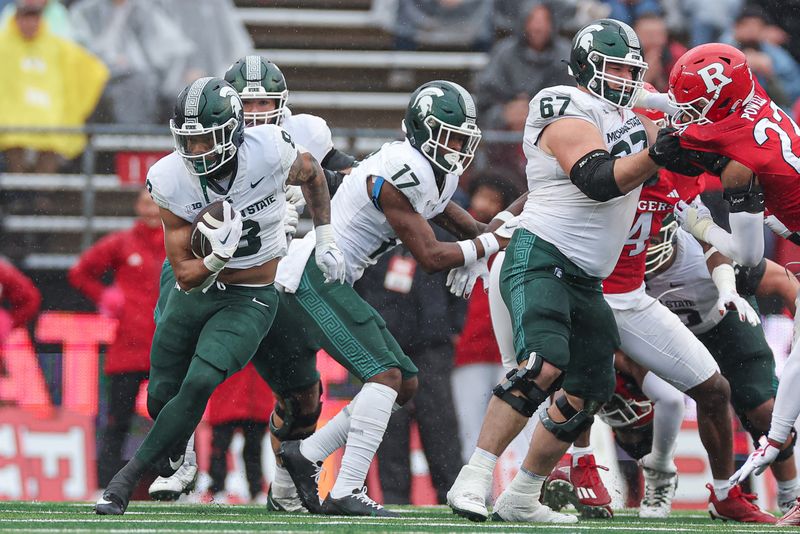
[678,80,800,231]
[519,85,649,279]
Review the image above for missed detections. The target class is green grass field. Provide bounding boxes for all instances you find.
[0,502,793,533]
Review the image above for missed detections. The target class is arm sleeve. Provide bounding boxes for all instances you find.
[0,262,41,328]
[703,211,765,267]
[68,233,121,303]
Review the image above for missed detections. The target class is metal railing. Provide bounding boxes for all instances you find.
[1,124,523,269]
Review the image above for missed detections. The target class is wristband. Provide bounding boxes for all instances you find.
[457,239,478,266]
[477,233,500,257]
[703,247,718,261]
[315,223,335,246]
[203,253,228,273]
[711,263,737,294]
[493,210,514,224]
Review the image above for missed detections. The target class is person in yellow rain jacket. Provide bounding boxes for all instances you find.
[0,0,108,173]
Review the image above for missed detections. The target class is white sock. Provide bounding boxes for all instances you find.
[299,394,357,463]
[570,445,592,466]
[184,433,196,466]
[641,372,682,473]
[330,383,397,499]
[778,478,799,496]
[713,479,732,500]
[770,344,800,443]
[508,467,546,498]
[271,464,296,497]
[468,448,498,475]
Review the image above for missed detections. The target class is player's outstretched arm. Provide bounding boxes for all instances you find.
[432,201,487,240]
[160,208,221,291]
[380,181,498,273]
[286,151,331,228]
[286,150,346,283]
[541,118,661,200]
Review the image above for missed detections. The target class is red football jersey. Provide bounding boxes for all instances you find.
[604,171,705,294]
[679,81,800,231]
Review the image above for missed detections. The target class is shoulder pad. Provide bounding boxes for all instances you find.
[528,86,602,130]
[145,154,180,210]
[380,143,436,214]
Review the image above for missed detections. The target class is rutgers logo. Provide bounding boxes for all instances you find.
[697,63,732,94]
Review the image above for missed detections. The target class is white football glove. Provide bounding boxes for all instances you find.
[315,224,346,284]
[729,439,781,485]
[715,289,761,326]
[198,201,243,261]
[283,202,300,238]
[495,216,520,240]
[447,257,489,299]
[674,199,714,241]
[285,184,306,211]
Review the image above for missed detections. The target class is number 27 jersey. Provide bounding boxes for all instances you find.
[679,81,800,231]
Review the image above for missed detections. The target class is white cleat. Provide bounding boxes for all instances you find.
[491,489,578,523]
[779,490,800,515]
[639,458,677,519]
[149,462,198,501]
[447,465,492,522]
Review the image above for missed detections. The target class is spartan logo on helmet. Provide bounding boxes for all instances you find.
[403,81,482,176]
[224,55,288,127]
[170,77,245,178]
[568,19,648,109]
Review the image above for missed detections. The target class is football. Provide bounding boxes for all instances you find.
[190,200,227,259]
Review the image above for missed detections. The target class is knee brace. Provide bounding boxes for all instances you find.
[492,353,558,418]
[270,381,323,441]
[539,395,599,443]
[777,429,798,462]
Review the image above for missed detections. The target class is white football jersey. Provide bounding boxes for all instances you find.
[645,229,721,334]
[147,124,296,269]
[282,108,334,165]
[519,86,648,278]
[332,139,458,285]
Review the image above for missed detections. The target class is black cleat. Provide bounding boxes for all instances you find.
[277,441,323,514]
[321,486,399,517]
[94,490,127,515]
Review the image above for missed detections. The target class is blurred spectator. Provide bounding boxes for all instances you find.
[602,0,663,25]
[451,173,519,463]
[474,1,572,132]
[356,225,466,504]
[722,5,800,107]
[634,12,687,92]
[752,0,800,63]
[0,0,72,40]
[474,1,572,186]
[0,0,108,173]
[70,0,193,124]
[158,0,252,99]
[682,0,742,46]
[68,189,164,488]
[393,0,494,51]
[0,258,41,346]
[204,365,273,504]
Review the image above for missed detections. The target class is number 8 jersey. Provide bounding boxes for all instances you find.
[679,81,800,231]
[147,124,294,269]
[519,85,649,279]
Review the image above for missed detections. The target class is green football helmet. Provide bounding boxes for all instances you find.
[403,80,482,176]
[224,55,288,127]
[568,19,648,109]
[170,77,244,177]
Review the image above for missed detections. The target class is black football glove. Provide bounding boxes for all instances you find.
[648,127,704,176]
